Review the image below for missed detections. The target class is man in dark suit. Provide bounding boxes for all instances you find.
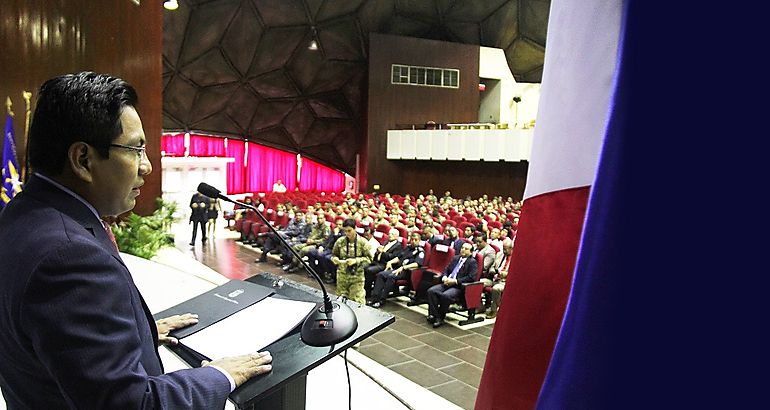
[364,228,403,298]
[189,190,210,246]
[426,242,478,328]
[443,226,465,255]
[0,72,272,409]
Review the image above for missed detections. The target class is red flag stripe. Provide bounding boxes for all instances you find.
[475,186,589,409]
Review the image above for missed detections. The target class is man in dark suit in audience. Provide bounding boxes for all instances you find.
[422,225,444,247]
[443,226,465,255]
[364,228,403,298]
[369,231,426,308]
[426,242,478,328]
[0,72,272,409]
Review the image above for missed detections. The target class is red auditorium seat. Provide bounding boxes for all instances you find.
[408,243,455,306]
[450,252,486,326]
[372,230,388,245]
[391,242,431,299]
[274,211,289,228]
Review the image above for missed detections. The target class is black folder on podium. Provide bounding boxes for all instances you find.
[153,279,274,338]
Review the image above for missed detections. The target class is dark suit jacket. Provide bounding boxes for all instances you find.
[373,240,403,264]
[443,237,465,255]
[0,176,230,409]
[441,255,478,287]
[189,193,211,222]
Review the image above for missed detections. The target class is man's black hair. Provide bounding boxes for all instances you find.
[28,71,138,175]
[342,218,357,229]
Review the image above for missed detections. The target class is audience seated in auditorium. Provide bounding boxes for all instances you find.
[369,232,426,309]
[362,226,381,259]
[488,228,503,252]
[256,211,307,263]
[364,228,403,298]
[474,232,497,283]
[444,226,464,255]
[483,238,512,319]
[306,217,345,284]
[421,225,443,247]
[282,211,331,273]
[426,242,477,328]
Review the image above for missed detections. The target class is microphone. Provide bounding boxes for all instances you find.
[197,182,358,347]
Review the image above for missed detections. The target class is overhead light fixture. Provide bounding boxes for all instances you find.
[308,26,319,51]
[164,0,179,10]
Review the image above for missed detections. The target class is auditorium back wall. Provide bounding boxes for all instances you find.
[365,33,528,200]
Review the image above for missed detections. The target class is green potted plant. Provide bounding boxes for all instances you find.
[111,198,180,259]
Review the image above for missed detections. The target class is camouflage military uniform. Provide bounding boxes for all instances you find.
[296,222,330,256]
[287,222,331,265]
[331,235,372,304]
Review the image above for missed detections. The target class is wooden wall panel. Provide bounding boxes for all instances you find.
[0,0,162,215]
[396,160,529,201]
[365,33,528,200]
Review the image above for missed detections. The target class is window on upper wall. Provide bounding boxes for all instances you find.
[391,64,460,89]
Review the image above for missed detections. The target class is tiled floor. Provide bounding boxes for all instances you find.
[175,221,496,410]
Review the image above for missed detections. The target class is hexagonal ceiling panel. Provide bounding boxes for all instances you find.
[163,0,550,174]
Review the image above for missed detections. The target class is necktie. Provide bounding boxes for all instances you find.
[103,223,119,252]
[449,257,465,279]
[498,255,506,270]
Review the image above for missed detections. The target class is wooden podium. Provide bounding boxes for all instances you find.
[166,272,395,410]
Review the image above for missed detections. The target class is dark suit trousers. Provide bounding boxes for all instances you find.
[191,220,206,243]
[371,268,409,302]
[364,263,385,296]
[427,283,462,320]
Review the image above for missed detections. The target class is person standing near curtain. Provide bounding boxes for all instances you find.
[207,197,221,238]
[189,191,210,246]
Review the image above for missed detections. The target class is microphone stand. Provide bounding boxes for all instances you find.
[198,183,358,347]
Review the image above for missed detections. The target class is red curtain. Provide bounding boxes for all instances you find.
[226,139,245,194]
[161,133,337,194]
[245,144,297,193]
[299,158,345,192]
[188,134,226,157]
[160,133,185,156]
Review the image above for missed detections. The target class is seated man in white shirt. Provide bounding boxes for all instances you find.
[272,179,287,193]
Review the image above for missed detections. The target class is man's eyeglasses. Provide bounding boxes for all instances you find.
[109,143,147,158]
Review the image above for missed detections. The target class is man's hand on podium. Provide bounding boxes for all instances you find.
[156,313,199,346]
[203,351,273,387]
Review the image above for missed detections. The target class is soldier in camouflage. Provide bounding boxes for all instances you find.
[331,218,372,304]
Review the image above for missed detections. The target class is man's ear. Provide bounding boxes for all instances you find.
[67,142,94,183]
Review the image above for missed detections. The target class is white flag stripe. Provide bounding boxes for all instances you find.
[523,0,623,200]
